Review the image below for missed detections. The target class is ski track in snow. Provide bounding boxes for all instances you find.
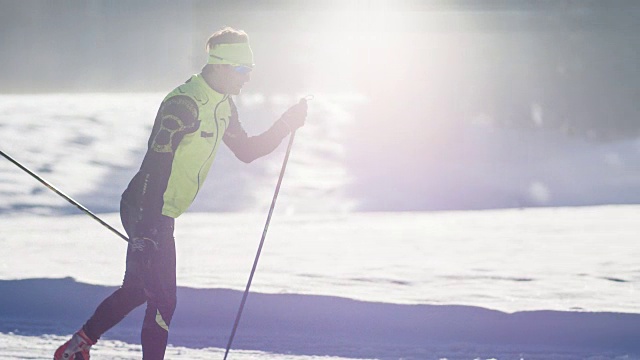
[1,331,638,360]
[0,333,371,360]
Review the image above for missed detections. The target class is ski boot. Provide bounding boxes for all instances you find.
[54,328,95,360]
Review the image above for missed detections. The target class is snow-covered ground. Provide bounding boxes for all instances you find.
[1,92,639,215]
[1,209,640,360]
[0,333,370,360]
[1,93,639,359]
[1,208,639,314]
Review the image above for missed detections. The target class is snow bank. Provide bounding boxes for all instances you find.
[1,278,639,359]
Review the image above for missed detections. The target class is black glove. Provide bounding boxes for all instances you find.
[279,98,308,132]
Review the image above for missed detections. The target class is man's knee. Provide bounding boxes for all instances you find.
[144,294,176,330]
[159,294,177,328]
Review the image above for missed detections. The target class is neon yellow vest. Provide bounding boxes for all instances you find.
[160,74,231,217]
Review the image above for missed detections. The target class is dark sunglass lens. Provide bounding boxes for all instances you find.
[233,66,252,74]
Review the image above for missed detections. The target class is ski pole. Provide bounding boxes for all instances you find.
[0,149,130,243]
[223,96,310,359]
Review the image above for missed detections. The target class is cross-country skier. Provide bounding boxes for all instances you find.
[54,27,307,360]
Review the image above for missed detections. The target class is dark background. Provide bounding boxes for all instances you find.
[2,0,639,139]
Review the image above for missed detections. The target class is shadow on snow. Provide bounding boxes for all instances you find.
[1,278,639,359]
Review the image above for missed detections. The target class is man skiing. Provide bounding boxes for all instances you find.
[54,27,307,360]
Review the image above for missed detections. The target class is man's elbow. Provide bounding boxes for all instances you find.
[236,151,258,163]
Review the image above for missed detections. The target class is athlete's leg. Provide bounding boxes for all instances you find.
[55,201,147,359]
[82,244,148,341]
[81,200,148,342]
[140,219,177,360]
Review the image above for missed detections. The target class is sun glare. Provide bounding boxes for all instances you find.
[298,3,414,92]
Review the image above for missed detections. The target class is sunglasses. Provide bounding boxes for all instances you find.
[231,65,253,74]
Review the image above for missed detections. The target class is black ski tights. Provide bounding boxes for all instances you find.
[83,201,176,360]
